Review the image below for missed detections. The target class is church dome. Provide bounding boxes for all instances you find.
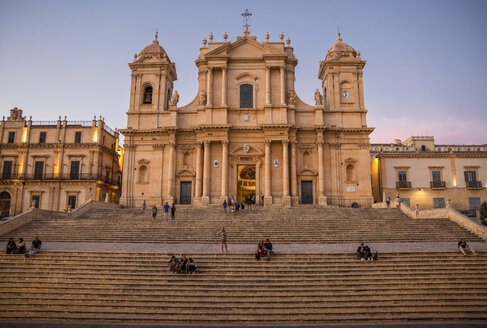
[138,33,169,60]
[325,33,357,61]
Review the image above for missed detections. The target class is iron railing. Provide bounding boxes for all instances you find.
[430,181,446,188]
[466,181,482,188]
[396,181,411,189]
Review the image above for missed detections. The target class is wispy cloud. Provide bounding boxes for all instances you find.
[369,116,487,145]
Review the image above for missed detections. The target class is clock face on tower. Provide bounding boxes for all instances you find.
[341,91,350,99]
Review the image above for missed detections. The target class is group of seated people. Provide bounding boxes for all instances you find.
[255,239,273,261]
[168,254,197,274]
[357,243,378,261]
[6,237,42,258]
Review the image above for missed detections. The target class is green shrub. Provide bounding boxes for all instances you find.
[480,201,487,226]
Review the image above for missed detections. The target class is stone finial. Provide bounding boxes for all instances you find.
[337,32,343,42]
[209,32,213,43]
[357,50,361,58]
[202,37,207,47]
[155,30,158,41]
[223,32,228,42]
[265,32,269,42]
[279,32,284,42]
[29,116,32,120]
[64,115,67,120]
[286,37,291,46]
[134,53,137,59]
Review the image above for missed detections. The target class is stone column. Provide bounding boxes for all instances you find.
[280,65,286,105]
[221,140,228,199]
[222,66,227,106]
[207,67,213,107]
[282,140,291,207]
[265,66,271,105]
[167,141,176,202]
[282,140,289,196]
[264,140,272,206]
[195,142,203,198]
[317,139,327,206]
[202,140,210,206]
[290,140,298,201]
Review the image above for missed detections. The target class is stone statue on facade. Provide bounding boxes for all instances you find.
[288,91,297,106]
[314,89,323,106]
[7,107,25,121]
[198,90,207,106]
[169,90,179,107]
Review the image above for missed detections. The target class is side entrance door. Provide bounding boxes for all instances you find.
[180,182,192,205]
[301,181,313,204]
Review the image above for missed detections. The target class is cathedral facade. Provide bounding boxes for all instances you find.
[120,29,374,207]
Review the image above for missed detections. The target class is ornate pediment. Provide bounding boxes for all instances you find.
[204,37,287,59]
[7,107,25,121]
[176,168,195,177]
[230,144,264,156]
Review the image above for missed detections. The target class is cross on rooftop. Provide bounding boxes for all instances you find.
[241,9,252,32]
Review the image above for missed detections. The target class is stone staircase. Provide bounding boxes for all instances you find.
[0,252,486,324]
[1,207,482,244]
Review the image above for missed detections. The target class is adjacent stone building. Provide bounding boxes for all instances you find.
[371,136,487,214]
[120,30,374,207]
[0,107,123,217]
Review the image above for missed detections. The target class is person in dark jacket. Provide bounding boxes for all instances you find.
[6,238,17,254]
[357,243,367,261]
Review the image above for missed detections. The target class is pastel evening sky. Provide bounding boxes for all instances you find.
[0,0,486,145]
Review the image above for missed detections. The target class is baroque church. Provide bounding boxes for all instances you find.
[120,28,374,207]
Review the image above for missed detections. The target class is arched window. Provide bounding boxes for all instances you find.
[240,84,253,108]
[421,145,426,152]
[138,165,148,183]
[346,164,355,181]
[143,86,153,104]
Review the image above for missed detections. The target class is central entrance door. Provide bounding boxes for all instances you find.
[301,181,313,204]
[180,181,192,205]
[237,165,256,203]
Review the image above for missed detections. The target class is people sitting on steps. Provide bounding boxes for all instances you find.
[264,238,273,261]
[13,238,26,255]
[357,243,367,260]
[25,236,42,258]
[6,238,17,254]
[179,254,189,273]
[357,243,377,261]
[188,258,197,274]
[458,239,478,256]
[255,240,265,260]
[168,255,180,274]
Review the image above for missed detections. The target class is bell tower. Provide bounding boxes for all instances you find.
[127,33,177,130]
[318,33,367,129]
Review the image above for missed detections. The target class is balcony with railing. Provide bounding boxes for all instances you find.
[430,181,446,189]
[466,181,482,189]
[396,181,411,189]
[0,172,120,186]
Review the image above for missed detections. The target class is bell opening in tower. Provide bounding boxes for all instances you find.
[237,165,256,204]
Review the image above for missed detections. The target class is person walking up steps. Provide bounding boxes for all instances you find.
[218,227,228,253]
[152,205,157,219]
[223,199,227,214]
[171,203,176,220]
[142,200,146,212]
[163,202,170,220]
